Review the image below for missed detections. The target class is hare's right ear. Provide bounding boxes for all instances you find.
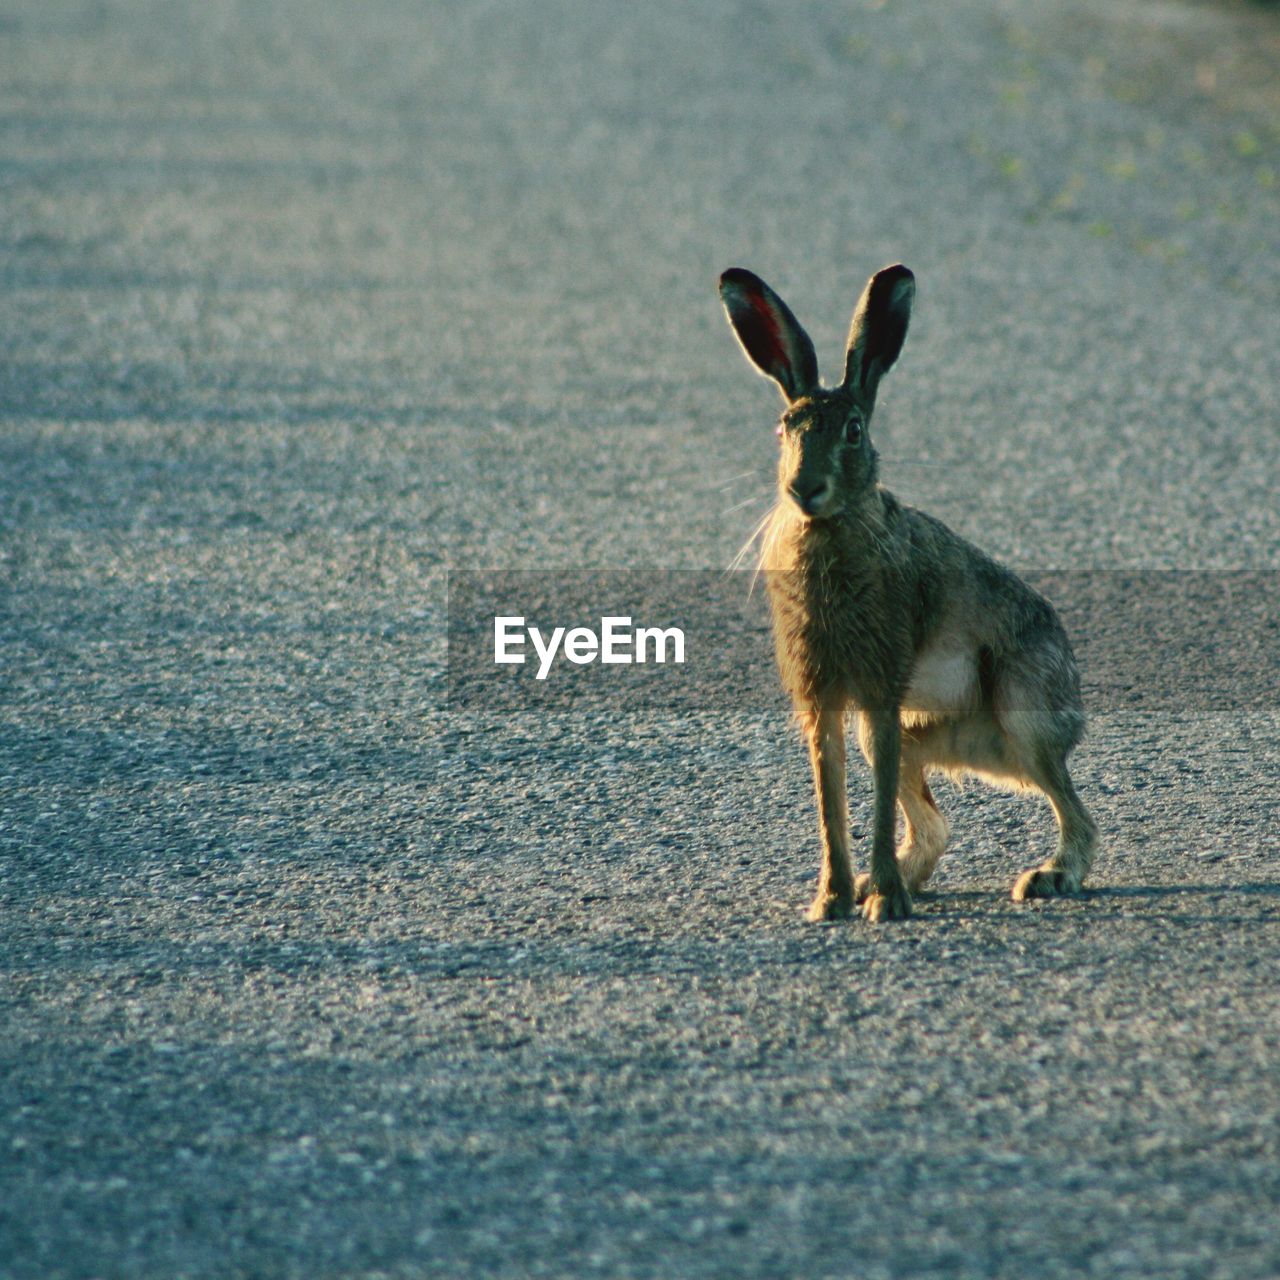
[842,264,914,399]
[719,268,819,403]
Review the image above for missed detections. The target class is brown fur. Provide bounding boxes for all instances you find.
[720,265,1097,922]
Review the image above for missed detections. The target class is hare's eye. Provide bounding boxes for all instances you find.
[845,416,863,444]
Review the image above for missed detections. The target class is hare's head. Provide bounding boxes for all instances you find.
[719,264,914,520]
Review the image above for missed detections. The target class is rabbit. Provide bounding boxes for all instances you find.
[719,264,1097,922]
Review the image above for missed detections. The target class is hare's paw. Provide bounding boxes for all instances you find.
[857,866,931,904]
[1011,867,1082,902]
[807,890,855,922]
[861,883,913,923]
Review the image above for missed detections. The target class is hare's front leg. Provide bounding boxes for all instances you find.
[802,703,855,921]
[858,709,912,922]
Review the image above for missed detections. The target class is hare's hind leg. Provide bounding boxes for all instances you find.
[898,772,950,892]
[853,759,949,902]
[1011,748,1098,901]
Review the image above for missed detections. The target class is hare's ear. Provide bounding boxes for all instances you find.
[719,268,819,403]
[842,264,914,397]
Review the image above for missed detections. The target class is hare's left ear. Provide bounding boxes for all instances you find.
[719,268,819,403]
[843,264,914,398]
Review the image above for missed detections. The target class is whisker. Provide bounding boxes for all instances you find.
[749,512,782,597]
[878,455,953,470]
[886,484,944,506]
[716,468,764,491]
[728,518,771,572]
[726,504,776,578]
[720,493,768,518]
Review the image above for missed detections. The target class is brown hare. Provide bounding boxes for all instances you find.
[719,264,1097,922]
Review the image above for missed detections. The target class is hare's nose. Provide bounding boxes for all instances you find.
[791,480,830,516]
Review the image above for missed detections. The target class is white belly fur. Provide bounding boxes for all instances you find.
[903,647,979,721]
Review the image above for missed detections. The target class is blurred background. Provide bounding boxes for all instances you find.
[4,0,1277,582]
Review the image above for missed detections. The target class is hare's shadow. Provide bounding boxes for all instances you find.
[1091,882,1280,899]
[914,880,1280,924]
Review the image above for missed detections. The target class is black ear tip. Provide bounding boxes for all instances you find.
[720,267,759,292]
[872,264,915,313]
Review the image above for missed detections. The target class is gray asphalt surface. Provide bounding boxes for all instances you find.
[3,1,1279,1277]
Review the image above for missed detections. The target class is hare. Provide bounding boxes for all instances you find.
[719,264,1097,922]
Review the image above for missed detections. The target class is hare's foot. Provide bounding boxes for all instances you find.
[854,859,930,905]
[1011,867,1083,902]
[898,844,942,893]
[861,882,913,923]
[807,890,855,922]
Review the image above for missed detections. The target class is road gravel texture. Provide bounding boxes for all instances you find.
[2,1,1279,1277]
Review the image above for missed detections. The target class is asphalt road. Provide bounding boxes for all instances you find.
[2,2,1279,1277]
